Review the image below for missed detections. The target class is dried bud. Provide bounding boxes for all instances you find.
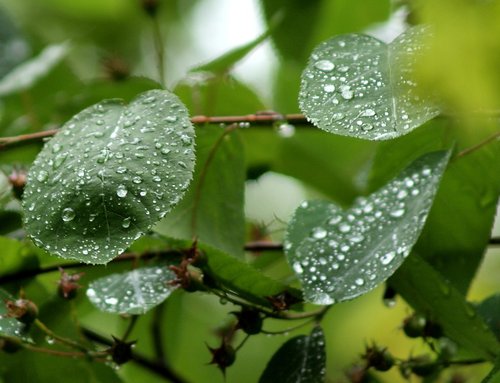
[403,313,426,338]
[362,344,394,372]
[102,56,129,81]
[266,291,302,311]
[141,0,159,17]
[8,168,27,199]
[5,298,38,325]
[409,355,440,377]
[109,336,136,365]
[207,341,236,375]
[58,268,84,300]
[233,308,262,335]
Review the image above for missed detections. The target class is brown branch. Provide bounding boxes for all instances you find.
[81,327,187,383]
[455,130,500,159]
[0,113,311,149]
[244,241,284,252]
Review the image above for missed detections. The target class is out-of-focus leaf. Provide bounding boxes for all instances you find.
[482,356,500,383]
[155,125,245,257]
[477,294,500,342]
[285,151,449,305]
[390,254,500,361]
[0,43,69,97]
[174,75,264,116]
[0,7,30,79]
[86,265,177,315]
[191,28,272,75]
[23,90,195,264]
[259,326,326,383]
[0,170,12,208]
[299,26,439,140]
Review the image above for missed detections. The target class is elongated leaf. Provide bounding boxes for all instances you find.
[23,89,196,264]
[390,254,500,360]
[0,289,31,341]
[86,265,177,314]
[0,43,68,97]
[482,356,500,383]
[259,326,326,383]
[285,151,449,305]
[299,26,439,140]
[199,242,300,307]
[155,125,245,257]
[191,28,271,75]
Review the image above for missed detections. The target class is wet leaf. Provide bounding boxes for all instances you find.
[259,326,326,383]
[23,89,196,264]
[285,151,449,305]
[86,265,177,315]
[0,289,31,341]
[0,42,68,97]
[299,26,439,140]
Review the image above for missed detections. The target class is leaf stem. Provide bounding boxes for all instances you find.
[455,131,500,159]
[34,319,88,352]
[122,315,139,341]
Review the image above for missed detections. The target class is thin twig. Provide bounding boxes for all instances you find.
[82,327,187,383]
[122,315,139,342]
[0,113,310,149]
[244,241,284,252]
[34,319,88,352]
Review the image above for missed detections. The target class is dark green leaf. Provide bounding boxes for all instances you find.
[0,43,68,97]
[23,89,196,264]
[482,356,500,383]
[86,265,177,314]
[299,26,439,140]
[477,294,500,342]
[200,242,299,307]
[0,289,31,341]
[259,326,326,383]
[390,254,500,360]
[155,125,245,257]
[285,151,449,305]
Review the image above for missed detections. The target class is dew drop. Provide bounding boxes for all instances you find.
[122,217,131,229]
[311,227,327,239]
[323,84,336,93]
[116,185,128,198]
[390,209,405,218]
[132,176,142,184]
[332,113,344,121]
[339,223,351,233]
[62,208,75,222]
[165,115,178,123]
[355,278,364,286]
[380,251,396,265]
[37,170,48,182]
[361,109,376,117]
[105,297,118,305]
[314,59,335,71]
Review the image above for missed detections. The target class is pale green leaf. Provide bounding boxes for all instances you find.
[0,42,68,97]
[285,151,449,305]
[299,26,439,140]
[86,265,177,315]
[259,326,326,383]
[23,89,196,264]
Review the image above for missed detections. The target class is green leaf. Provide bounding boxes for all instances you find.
[200,242,299,307]
[155,125,245,257]
[259,326,326,383]
[285,151,449,305]
[477,294,500,342]
[0,42,69,97]
[482,356,500,383]
[86,265,177,315]
[190,28,272,75]
[0,289,31,341]
[22,89,196,264]
[299,26,439,140]
[390,254,500,360]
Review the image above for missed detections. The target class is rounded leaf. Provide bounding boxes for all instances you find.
[299,26,439,140]
[23,89,196,264]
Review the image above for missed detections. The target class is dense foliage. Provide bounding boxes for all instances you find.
[0,1,499,382]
